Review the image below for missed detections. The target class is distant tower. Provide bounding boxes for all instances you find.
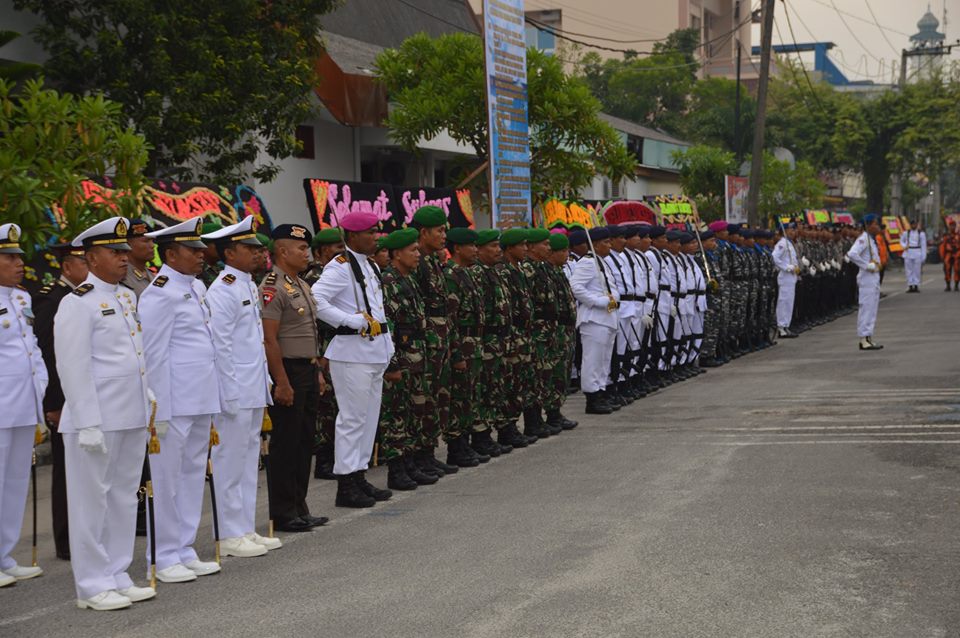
[908,5,947,80]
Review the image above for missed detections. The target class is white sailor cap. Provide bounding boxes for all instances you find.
[0,223,25,255]
[72,217,132,251]
[201,216,262,246]
[146,218,206,249]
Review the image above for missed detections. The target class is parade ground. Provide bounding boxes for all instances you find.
[3,268,958,637]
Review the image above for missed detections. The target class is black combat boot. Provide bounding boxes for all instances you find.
[499,422,529,448]
[585,391,613,415]
[335,473,376,508]
[313,443,335,480]
[446,436,480,468]
[547,409,576,431]
[471,429,502,457]
[403,455,439,485]
[414,449,443,478]
[427,447,459,474]
[524,407,550,439]
[356,470,392,501]
[387,458,417,491]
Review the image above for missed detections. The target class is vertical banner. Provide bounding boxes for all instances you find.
[483,0,531,228]
[724,175,749,224]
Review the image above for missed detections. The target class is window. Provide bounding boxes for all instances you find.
[294,125,315,160]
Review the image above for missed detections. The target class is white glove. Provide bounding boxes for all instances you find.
[833,260,840,270]
[155,420,170,439]
[866,262,878,273]
[78,427,107,454]
[801,256,810,267]
[641,314,654,329]
[147,388,156,403]
[222,399,238,417]
[670,306,678,318]
[843,256,850,264]
[344,313,367,331]
[809,267,817,276]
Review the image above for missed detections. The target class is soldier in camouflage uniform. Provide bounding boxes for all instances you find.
[524,228,562,437]
[442,228,488,467]
[726,226,748,356]
[306,228,344,480]
[200,220,224,287]
[545,232,579,430]
[410,206,459,478]
[469,229,514,458]
[497,228,538,447]
[378,228,436,491]
[699,226,724,367]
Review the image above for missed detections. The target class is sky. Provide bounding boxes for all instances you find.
[760,0,960,84]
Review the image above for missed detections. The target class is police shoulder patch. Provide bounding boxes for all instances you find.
[262,287,276,306]
[73,283,94,297]
[221,274,236,285]
[152,276,169,288]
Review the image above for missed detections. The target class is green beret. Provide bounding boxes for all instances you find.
[255,232,270,247]
[475,229,500,246]
[549,233,569,250]
[201,220,223,235]
[527,228,550,243]
[568,223,586,232]
[500,228,528,247]
[382,228,419,251]
[412,205,447,228]
[311,227,344,248]
[447,227,479,244]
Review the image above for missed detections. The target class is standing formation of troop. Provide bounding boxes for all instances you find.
[0,208,889,609]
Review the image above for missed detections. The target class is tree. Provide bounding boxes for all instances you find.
[681,77,756,160]
[671,144,737,221]
[15,0,338,183]
[755,152,825,220]
[0,79,149,257]
[375,32,636,203]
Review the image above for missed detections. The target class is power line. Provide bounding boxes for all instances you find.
[806,0,910,37]
[862,0,901,56]
[827,0,884,63]
[773,13,829,118]
[523,0,669,40]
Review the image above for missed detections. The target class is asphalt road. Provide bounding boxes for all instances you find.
[3,268,959,637]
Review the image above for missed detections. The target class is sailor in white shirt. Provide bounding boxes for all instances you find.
[846,214,884,350]
[566,230,589,384]
[139,218,223,583]
[54,218,154,610]
[312,211,395,508]
[681,233,708,370]
[627,225,657,391]
[0,223,47,589]
[569,226,620,415]
[901,219,927,292]
[604,226,637,404]
[201,218,279,558]
[772,223,801,338]
[660,231,687,374]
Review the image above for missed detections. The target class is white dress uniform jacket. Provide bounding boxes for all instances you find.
[0,285,46,428]
[901,229,927,287]
[570,254,620,330]
[139,264,224,421]
[846,232,882,338]
[773,237,799,329]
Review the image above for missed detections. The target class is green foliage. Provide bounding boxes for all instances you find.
[0,79,149,257]
[375,33,636,202]
[15,0,339,184]
[671,144,737,220]
[681,77,755,159]
[756,153,825,220]
[888,73,960,180]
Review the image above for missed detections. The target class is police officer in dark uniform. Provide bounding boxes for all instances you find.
[119,218,155,297]
[33,243,89,560]
[259,224,328,533]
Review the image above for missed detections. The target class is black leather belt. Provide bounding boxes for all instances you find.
[659,284,671,291]
[646,293,657,301]
[335,325,391,336]
[620,294,640,301]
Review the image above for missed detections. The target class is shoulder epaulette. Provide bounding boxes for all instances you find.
[152,275,168,288]
[262,272,277,286]
[283,274,294,285]
[221,274,236,285]
[38,284,53,294]
[16,284,27,291]
[73,283,94,296]
[335,254,348,264]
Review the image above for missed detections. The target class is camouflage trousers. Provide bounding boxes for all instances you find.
[476,336,505,432]
[546,326,575,411]
[445,335,483,442]
[529,323,555,408]
[379,364,426,460]
[731,280,748,343]
[700,293,721,360]
[501,334,528,423]
[420,338,451,449]
[314,366,338,448]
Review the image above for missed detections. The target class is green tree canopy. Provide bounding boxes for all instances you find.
[671,144,737,221]
[14,0,338,183]
[375,32,636,202]
[680,77,755,160]
[756,152,825,220]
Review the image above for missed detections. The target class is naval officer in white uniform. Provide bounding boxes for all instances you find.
[139,218,223,582]
[201,218,279,557]
[772,222,801,338]
[901,219,927,293]
[312,211,394,509]
[55,217,155,610]
[846,214,884,350]
[0,223,47,589]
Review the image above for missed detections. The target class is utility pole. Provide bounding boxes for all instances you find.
[733,0,743,165]
[746,0,774,227]
[890,49,907,218]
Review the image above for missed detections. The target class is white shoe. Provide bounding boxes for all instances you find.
[117,585,156,602]
[77,590,132,611]
[6,564,43,581]
[156,564,197,583]
[185,559,221,576]
[246,532,282,551]
[0,571,15,587]
[221,536,267,558]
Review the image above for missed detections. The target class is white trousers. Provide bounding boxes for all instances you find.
[64,428,145,599]
[657,308,680,370]
[857,273,881,337]
[329,361,387,475]
[0,425,34,571]
[691,311,705,360]
[148,413,212,570]
[212,407,263,540]
[904,256,923,286]
[776,274,797,328]
[579,323,616,393]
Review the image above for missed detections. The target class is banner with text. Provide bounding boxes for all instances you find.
[724,175,749,224]
[649,195,704,230]
[484,0,531,228]
[302,178,474,232]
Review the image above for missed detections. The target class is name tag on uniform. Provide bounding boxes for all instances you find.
[102,308,116,316]
[242,299,251,306]
[0,307,6,316]
[183,293,192,300]
[290,292,301,299]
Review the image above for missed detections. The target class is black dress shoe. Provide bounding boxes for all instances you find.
[302,514,329,527]
[56,551,71,561]
[275,517,314,532]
